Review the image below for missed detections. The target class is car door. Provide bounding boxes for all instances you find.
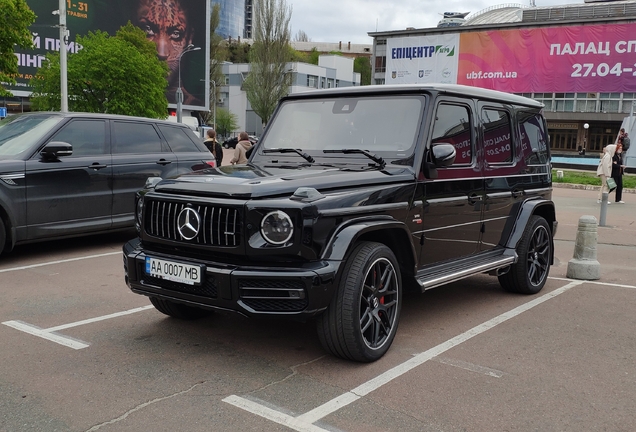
[479,103,517,251]
[416,99,484,266]
[110,120,179,228]
[25,118,112,239]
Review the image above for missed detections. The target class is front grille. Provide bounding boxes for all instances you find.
[142,274,218,298]
[145,199,241,247]
[239,279,307,312]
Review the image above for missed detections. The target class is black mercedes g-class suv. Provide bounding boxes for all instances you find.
[123,84,557,362]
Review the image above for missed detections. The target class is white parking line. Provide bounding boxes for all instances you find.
[224,280,585,429]
[2,305,153,350]
[0,251,121,273]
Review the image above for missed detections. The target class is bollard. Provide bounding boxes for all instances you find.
[556,170,564,179]
[566,215,600,280]
[599,191,609,227]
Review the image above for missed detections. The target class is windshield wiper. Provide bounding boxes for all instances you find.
[323,149,386,169]
[263,148,315,163]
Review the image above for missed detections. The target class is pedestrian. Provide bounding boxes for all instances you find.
[230,131,253,165]
[203,129,223,167]
[612,144,626,203]
[622,132,630,152]
[597,144,616,203]
[617,128,625,146]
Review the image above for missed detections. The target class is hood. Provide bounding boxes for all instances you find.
[153,163,415,199]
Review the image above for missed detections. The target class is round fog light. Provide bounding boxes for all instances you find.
[261,211,294,245]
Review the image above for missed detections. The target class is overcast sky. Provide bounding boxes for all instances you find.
[287,0,585,44]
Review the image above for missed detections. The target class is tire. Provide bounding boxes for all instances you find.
[499,215,552,294]
[317,242,402,362]
[149,297,211,320]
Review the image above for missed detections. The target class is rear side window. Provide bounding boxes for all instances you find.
[519,111,549,165]
[482,108,513,164]
[112,121,163,154]
[431,103,473,166]
[51,119,107,156]
[158,126,201,152]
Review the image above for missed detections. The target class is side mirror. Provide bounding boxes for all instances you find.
[431,143,456,167]
[41,141,73,160]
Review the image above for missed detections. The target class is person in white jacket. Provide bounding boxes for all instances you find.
[597,144,616,203]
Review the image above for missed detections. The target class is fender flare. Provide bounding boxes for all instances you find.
[504,198,557,260]
[320,217,418,273]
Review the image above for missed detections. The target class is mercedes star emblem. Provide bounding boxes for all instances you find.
[177,207,201,240]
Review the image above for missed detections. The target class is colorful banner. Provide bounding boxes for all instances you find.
[5,0,209,109]
[385,22,636,93]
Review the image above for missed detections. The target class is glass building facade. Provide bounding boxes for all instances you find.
[212,0,246,39]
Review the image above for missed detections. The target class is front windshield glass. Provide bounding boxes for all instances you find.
[261,95,424,163]
[0,114,63,157]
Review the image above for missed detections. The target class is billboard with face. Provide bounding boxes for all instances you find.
[385,22,636,93]
[7,0,209,110]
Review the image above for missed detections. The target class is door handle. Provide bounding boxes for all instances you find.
[512,189,524,198]
[89,163,107,170]
[156,159,172,165]
[468,193,483,204]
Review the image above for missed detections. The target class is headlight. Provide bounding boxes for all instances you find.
[260,210,294,245]
[135,195,144,229]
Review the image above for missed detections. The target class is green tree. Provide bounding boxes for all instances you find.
[215,107,239,137]
[31,23,168,118]
[0,0,36,96]
[243,0,292,125]
[226,40,251,64]
[354,56,371,85]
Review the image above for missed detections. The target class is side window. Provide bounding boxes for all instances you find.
[482,108,513,164]
[431,103,472,166]
[50,119,107,156]
[158,125,201,152]
[519,111,549,165]
[112,121,163,154]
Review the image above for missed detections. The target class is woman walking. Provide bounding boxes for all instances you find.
[597,144,616,203]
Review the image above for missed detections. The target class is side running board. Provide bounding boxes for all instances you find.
[416,255,516,291]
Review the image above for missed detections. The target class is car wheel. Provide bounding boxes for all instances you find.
[317,242,402,362]
[149,297,212,320]
[499,215,552,294]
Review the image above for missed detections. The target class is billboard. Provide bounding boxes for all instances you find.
[7,0,209,110]
[386,22,636,93]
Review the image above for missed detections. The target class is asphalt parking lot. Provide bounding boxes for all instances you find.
[1,186,635,432]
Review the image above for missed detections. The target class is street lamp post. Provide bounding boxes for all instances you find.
[584,123,589,154]
[176,44,201,123]
[211,79,216,130]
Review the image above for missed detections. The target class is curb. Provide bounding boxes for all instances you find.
[552,182,636,194]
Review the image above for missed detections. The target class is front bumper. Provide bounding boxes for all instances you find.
[122,239,341,318]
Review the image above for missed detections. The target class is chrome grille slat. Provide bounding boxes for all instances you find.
[144,199,241,247]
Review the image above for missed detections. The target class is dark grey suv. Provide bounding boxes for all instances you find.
[123,84,557,362]
[0,112,215,254]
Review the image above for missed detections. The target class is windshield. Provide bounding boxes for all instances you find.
[261,95,424,163]
[0,114,63,157]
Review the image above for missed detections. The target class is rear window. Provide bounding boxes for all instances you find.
[112,121,163,154]
[519,111,549,165]
[158,125,202,152]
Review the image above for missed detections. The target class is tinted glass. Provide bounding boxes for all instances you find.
[0,115,63,156]
[519,111,549,165]
[262,96,424,160]
[158,125,201,152]
[431,104,472,165]
[112,121,162,154]
[482,108,513,164]
[51,119,107,156]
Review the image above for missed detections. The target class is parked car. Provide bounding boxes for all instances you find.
[0,112,215,255]
[222,135,259,149]
[123,84,556,362]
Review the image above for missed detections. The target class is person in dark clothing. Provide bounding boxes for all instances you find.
[203,129,223,166]
[612,144,625,203]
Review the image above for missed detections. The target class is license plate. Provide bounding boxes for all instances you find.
[145,257,202,285]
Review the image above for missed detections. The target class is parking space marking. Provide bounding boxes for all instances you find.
[0,251,120,273]
[549,276,636,289]
[2,305,153,350]
[224,280,584,429]
[433,356,504,378]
